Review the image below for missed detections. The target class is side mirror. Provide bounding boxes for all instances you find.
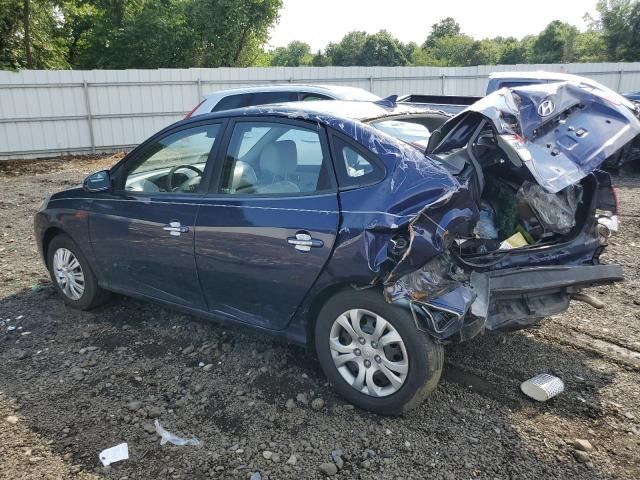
[83,170,111,192]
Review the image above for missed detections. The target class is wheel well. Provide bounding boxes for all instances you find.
[304,283,386,347]
[305,283,352,347]
[42,227,66,261]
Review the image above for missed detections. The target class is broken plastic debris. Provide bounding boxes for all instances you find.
[476,201,498,239]
[154,419,201,447]
[499,232,529,250]
[517,181,582,234]
[521,374,565,401]
[99,442,129,466]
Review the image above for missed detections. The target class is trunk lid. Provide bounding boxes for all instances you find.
[427,80,640,193]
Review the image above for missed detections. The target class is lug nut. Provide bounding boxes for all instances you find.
[371,341,378,349]
[374,355,381,363]
[358,337,366,345]
[364,360,371,368]
[354,348,361,356]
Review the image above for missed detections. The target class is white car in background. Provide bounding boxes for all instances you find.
[185,84,381,117]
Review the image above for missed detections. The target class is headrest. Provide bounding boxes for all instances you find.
[259,140,297,176]
[230,161,258,192]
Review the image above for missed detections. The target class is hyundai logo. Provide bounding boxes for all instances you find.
[537,99,556,117]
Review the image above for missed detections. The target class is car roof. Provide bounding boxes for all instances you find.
[202,84,380,101]
[489,71,588,81]
[186,100,444,128]
[242,100,442,122]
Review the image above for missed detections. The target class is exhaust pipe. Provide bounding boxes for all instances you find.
[570,293,605,309]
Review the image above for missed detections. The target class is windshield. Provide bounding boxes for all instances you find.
[369,119,431,148]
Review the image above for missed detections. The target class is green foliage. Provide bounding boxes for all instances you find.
[1,3,640,70]
[423,17,461,49]
[357,30,408,66]
[597,0,640,61]
[325,31,368,66]
[531,20,579,63]
[1,0,69,70]
[270,40,312,66]
[1,0,282,70]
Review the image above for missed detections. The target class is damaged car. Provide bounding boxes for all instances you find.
[35,80,635,414]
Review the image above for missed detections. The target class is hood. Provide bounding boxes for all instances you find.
[429,81,640,193]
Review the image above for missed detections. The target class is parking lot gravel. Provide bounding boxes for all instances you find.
[1,155,639,479]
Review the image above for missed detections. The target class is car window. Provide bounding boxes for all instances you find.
[212,94,253,112]
[220,121,332,195]
[331,135,385,188]
[123,124,220,194]
[369,119,431,149]
[301,93,332,101]
[252,91,299,105]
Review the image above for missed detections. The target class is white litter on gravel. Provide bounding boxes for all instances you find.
[154,420,201,447]
[521,374,565,401]
[99,443,129,466]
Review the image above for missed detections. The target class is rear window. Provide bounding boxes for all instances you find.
[212,94,253,112]
[212,91,299,112]
[370,119,431,149]
[331,135,385,189]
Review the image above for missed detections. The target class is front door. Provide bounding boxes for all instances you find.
[90,122,223,309]
[195,118,339,329]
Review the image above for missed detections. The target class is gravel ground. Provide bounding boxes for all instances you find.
[1,155,639,480]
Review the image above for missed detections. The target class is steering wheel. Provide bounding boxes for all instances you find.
[167,164,203,192]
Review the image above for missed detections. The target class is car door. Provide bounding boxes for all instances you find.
[89,121,225,309]
[194,117,339,330]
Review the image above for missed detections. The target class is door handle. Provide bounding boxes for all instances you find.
[287,232,323,252]
[163,221,189,236]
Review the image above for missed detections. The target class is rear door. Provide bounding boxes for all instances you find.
[194,117,339,329]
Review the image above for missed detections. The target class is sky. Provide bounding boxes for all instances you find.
[268,0,599,51]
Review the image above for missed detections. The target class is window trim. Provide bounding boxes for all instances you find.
[208,116,338,198]
[111,119,228,197]
[328,130,387,191]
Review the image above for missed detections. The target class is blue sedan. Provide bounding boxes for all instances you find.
[35,84,633,414]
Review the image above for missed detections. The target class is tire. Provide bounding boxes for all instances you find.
[46,233,110,310]
[315,288,443,415]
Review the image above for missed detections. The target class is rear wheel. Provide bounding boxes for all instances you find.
[315,289,443,415]
[46,234,110,310]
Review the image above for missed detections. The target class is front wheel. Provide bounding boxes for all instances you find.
[315,289,443,415]
[46,234,110,310]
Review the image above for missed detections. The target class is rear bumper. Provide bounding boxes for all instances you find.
[488,264,624,296]
[484,263,623,332]
[410,263,623,342]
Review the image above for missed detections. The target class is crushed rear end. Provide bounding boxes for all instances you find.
[368,81,637,343]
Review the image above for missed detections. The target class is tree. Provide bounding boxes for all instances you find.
[357,30,408,66]
[471,39,502,65]
[531,20,579,63]
[596,0,640,61]
[270,40,312,66]
[325,31,367,66]
[64,0,282,69]
[312,50,330,66]
[423,17,461,48]
[573,30,607,62]
[0,0,69,70]
[497,36,533,64]
[430,34,476,66]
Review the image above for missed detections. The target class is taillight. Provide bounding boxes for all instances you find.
[184,99,206,119]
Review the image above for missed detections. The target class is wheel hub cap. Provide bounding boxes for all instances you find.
[52,248,85,301]
[329,308,409,397]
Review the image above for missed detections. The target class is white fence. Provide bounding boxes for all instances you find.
[2,62,640,160]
